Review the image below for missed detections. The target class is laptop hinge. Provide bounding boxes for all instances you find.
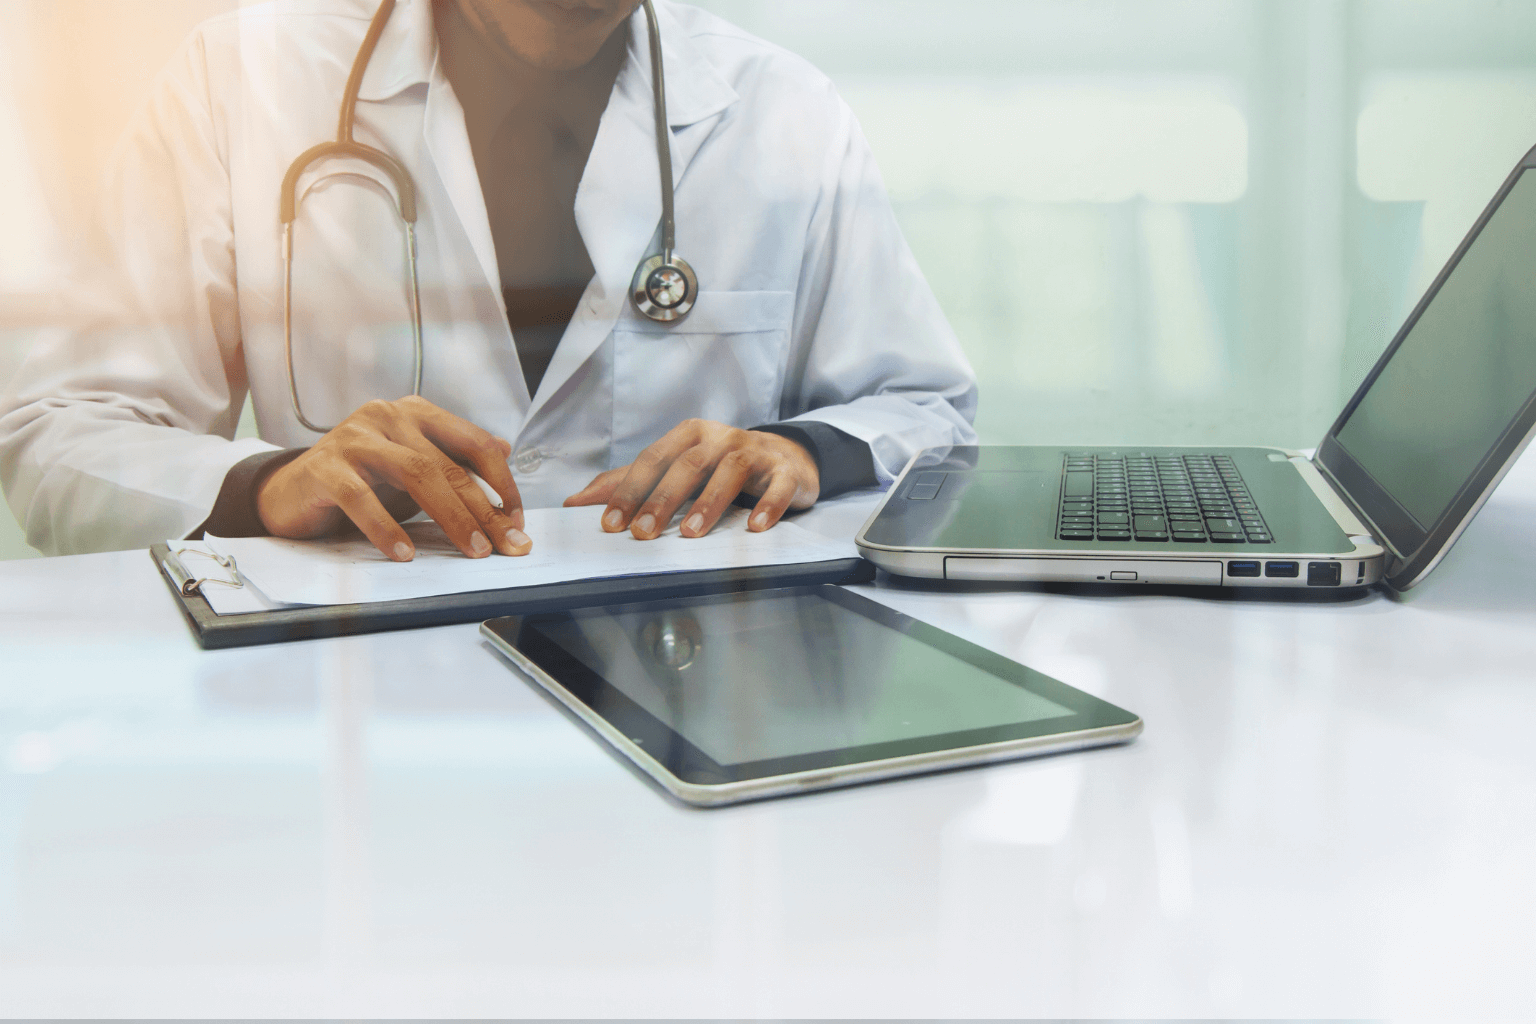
[1305,454,1406,565]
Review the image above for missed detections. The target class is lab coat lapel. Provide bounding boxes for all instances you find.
[352,0,500,290]
[353,0,435,102]
[351,0,518,410]
[523,0,737,426]
[421,62,505,337]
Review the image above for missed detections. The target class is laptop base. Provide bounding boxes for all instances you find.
[856,445,1387,591]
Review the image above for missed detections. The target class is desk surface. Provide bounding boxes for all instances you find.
[2,459,1534,1018]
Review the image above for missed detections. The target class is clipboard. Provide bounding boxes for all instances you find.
[151,542,874,650]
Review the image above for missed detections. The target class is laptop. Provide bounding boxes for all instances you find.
[856,144,1536,592]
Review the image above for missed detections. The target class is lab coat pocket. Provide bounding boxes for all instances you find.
[611,290,794,465]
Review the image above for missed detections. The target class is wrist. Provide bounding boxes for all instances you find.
[751,421,876,498]
[254,449,315,536]
[197,447,308,539]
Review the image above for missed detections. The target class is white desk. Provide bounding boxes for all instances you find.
[2,458,1534,1018]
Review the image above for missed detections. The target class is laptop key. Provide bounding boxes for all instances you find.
[1053,449,1277,553]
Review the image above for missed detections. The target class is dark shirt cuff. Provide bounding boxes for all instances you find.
[192,448,309,539]
[752,421,877,498]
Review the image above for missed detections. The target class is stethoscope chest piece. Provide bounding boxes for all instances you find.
[630,252,697,322]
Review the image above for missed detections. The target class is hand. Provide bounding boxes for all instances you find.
[564,419,819,539]
[256,396,531,561]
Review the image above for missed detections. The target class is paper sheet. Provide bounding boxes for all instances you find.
[201,505,857,608]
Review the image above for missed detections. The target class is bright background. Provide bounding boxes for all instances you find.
[2,0,1535,559]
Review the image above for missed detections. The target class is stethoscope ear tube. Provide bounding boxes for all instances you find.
[282,213,423,435]
[280,0,423,433]
[279,141,418,225]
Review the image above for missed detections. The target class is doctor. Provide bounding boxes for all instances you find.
[0,0,976,560]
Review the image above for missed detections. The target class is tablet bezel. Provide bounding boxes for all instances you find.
[480,585,1141,806]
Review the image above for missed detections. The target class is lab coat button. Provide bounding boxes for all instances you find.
[513,446,542,473]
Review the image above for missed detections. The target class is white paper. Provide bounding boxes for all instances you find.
[203,505,857,608]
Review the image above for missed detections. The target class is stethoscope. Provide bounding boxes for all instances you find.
[280,0,697,433]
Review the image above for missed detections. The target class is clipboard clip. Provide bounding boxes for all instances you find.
[163,547,243,597]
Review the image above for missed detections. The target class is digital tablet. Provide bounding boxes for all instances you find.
[480,585,1142,807]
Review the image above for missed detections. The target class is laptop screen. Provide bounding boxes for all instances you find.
[1332,166,1536,532]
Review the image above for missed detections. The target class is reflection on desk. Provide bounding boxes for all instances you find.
[1,473,1534,1016]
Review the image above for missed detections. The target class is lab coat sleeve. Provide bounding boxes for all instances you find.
[775,91,978,485]
[0,30,278,555]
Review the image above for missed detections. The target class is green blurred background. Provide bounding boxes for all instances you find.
[2,0,1534,559]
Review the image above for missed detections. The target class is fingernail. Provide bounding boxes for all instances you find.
[603,508,623,530]
[684,513,704,535]
[393,541,413,561]
[635,513,655,535]
[470,531,491,556]
[751,512,769,530]
[505,527,529,551]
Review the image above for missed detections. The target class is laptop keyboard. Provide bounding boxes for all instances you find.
[1057,452,1273,544]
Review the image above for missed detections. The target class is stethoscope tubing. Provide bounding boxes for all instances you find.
[280,0,689,434]
[642,0,676,262]
[281,217,423,435]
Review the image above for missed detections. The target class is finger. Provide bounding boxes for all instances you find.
[680,450,756,538]
[747,471,803,532]
[630,444,724,539]
[391,426,531,556]
[360,439,510,558]
[410,408,525,531]
[320,463,417,562]
[602,429,705,532]
[439,461,531,556]
[564,467,626,508]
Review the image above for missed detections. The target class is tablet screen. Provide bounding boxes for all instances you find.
[497,587,1134,785]
[530,590,1072,766]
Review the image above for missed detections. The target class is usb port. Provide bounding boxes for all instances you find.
[1265,561,1299,578]
[1227,560,1261,578]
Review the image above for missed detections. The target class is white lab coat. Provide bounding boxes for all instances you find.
[0,0,976,555]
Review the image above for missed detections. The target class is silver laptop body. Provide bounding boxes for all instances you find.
[856,144,1536,593]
